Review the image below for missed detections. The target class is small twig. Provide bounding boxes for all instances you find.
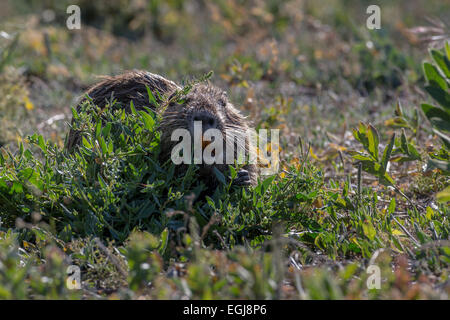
[213,230,229,251]
[393,185,425,210]
[392,218,420,247]
[200,213,221,240]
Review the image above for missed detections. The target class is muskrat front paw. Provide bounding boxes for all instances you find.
[232,169,252,186]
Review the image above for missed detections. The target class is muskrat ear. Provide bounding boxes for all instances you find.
[218,98,226,107]
[218,91,228,106]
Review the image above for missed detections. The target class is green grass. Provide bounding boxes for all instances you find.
[0,0,449,299]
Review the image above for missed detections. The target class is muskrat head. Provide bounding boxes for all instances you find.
[159,83,252,184]
[184,85,227,138]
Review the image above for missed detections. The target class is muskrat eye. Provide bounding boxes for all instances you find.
[218,98,226,107]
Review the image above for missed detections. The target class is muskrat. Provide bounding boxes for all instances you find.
[66,70,258,188]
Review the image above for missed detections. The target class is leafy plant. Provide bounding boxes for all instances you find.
[0,92,203,241]
[421,42,450,173]
[350,122,396,186]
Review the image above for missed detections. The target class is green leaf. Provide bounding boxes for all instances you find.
[388,197,396,214]
[262,175,275,192]
[367,124,379,160]
[384,117,411,129]
[98,174,107,189]
[423,62,448,90]
[427,158,450,173]
[362,222,376,241]
[158,228,169,255]
[102,122,112,137]
[425,206,434,220]
[380,172,394,186]
[395,101,404,117]
[229,165,237,180]
[421,103,450,132]
[19,167,33,180]
[349,153,374,162]
[82,136,92,148]
[430,49,450,78]
[406,143,421,160]
[433,129,450,149]
[11,181,23,194]
[145,84,158,106]
[37,135,47,154]
[71,106,79,120]
[381,133,395,173]
[424,85,450,111]
[19,141,23,158]
[421,103,450,120]
[107,140,114,154]
[436,185,450,203]
[130,100,137,115]
[400,129,409,155]
[99,136,107,155]
[139,111,155,130]
[352,122,369,149]
[95,120,102,139]
[360,160,379,175]
[205,196,216,209]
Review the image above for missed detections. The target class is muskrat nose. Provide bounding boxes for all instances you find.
[193,112,217,131]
